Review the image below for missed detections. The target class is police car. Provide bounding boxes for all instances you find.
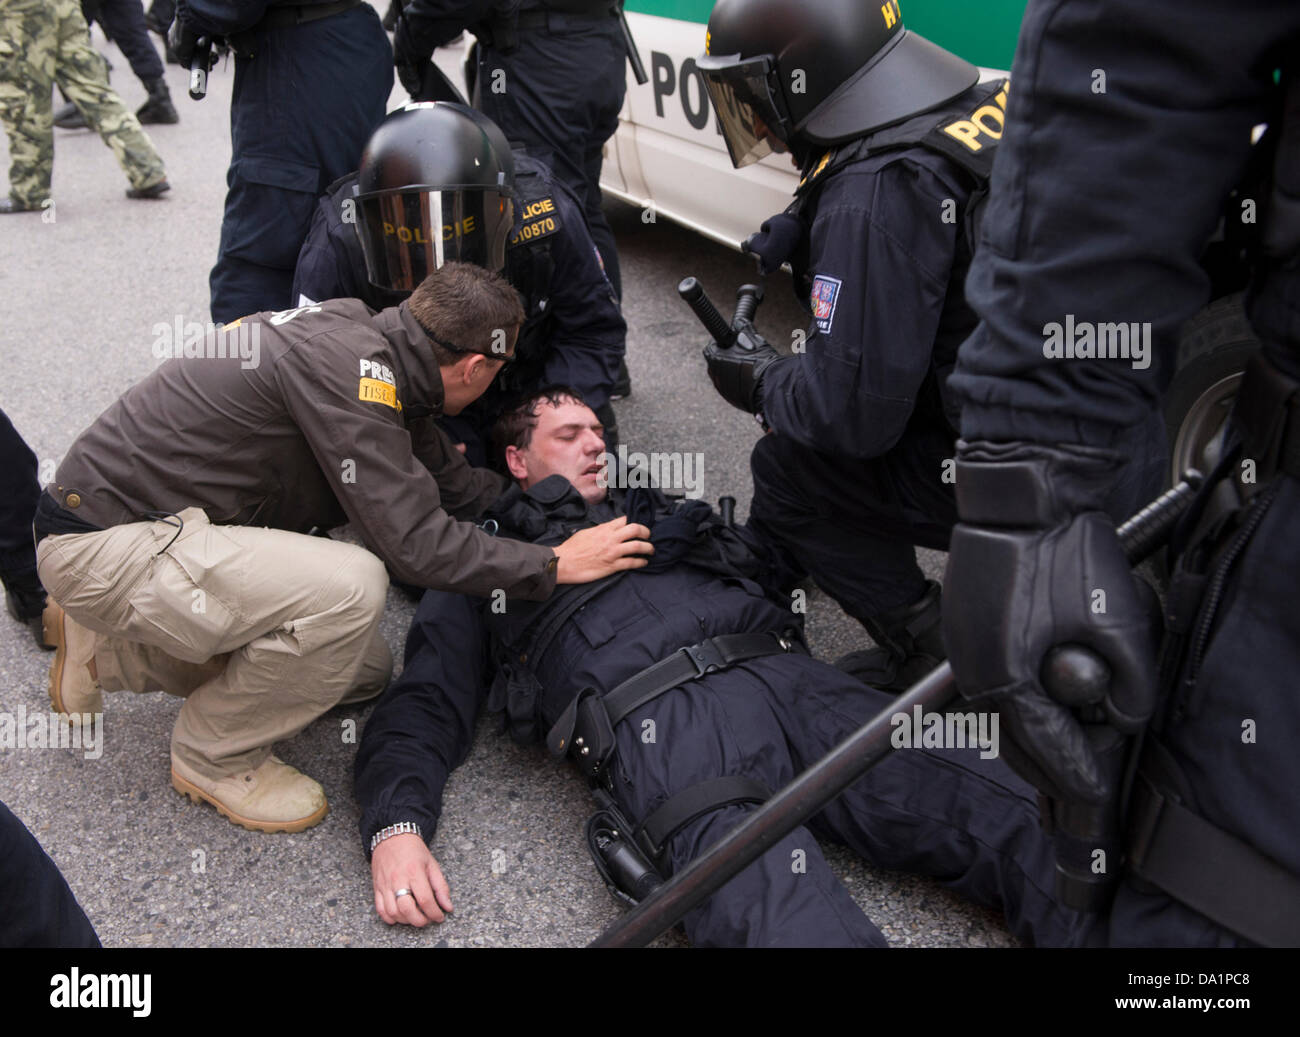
[602,0,1256,488]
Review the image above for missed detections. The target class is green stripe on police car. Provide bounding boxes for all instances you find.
[623,0,1028,71]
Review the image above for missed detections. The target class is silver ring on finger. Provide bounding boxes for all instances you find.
[394,888,412,899]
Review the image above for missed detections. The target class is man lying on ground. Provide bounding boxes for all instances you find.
[355,387,1085,946]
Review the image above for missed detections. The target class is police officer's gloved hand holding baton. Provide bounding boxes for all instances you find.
[702,322,781,416]
[680,278,782,419]
[168,1,202,67]
[941,440,1161,806]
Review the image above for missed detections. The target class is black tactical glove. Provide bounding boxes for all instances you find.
[392,13,425,99]
[941,439,1159,805]
[702,319,781,415]
[742,212,804,276]
[168,2,201,67]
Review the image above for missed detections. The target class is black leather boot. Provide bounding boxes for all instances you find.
[835,580,946,693]
[137,77,180,125]
[3,571,53,650]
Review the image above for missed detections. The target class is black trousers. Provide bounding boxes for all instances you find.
[87,0,163,84]
[0,408,41,589]
[379,590,1087,947]
[209,5,392,324]
[747,427,957,622]
[475,14,627,298]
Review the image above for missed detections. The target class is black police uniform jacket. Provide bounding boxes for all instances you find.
[757,86,997,461]
[354,476,798,849]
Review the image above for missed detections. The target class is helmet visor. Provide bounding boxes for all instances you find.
[698,54,791,169]
[357,188,515,293]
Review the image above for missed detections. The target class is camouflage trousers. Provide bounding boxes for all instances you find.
[0,0,166,208]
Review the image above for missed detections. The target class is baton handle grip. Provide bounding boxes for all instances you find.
[679,277,737,348]
[733,284,764,327]
[188,37,213,100]
[1039,469,1204,703]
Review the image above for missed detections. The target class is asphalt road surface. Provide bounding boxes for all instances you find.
[0,14,1013,949]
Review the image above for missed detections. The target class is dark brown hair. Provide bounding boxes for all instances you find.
[408,260,525,365]
[490,385,589,469]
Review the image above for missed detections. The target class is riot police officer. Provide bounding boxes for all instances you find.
[392,1,628,300]
[170,0,393,324]
[696,0,998,692]
[292,101,627,462]
[943,0,1300,946]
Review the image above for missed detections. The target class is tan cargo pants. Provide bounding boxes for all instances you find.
[36,508,392,781]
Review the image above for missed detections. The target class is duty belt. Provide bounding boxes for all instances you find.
[486,2,617,52]
[515,6,616,32]
[259,0,361,30]
[230,0,362,53]
[547,630,803,782]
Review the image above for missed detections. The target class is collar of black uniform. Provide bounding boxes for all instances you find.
[486,476,622,536]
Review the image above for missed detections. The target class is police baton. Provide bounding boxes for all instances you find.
[679,277,765,347]
[188,37,214,100]
[418,59,469,106]
[615,3,648,86]
[588,473,1203,948]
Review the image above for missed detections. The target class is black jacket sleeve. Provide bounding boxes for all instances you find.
[759,158,965,460]
[292,184,365,308]
[537,180,627,410]
[400,0,498,56]
[355,590,490,856]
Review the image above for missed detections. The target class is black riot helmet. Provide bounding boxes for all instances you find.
[698,0,979,168]
[355,102,517,293]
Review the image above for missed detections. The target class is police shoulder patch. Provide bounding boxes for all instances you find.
[511,195,562,246]
[810,275,842,334]
[929,78,1010,177]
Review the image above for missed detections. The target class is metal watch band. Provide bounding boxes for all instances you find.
[370,821,422,853]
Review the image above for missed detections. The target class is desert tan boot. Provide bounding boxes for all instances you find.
[44,601,103,717]
[171,754,328,833]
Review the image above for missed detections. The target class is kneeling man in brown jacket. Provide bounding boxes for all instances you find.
[34,262,652,833]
